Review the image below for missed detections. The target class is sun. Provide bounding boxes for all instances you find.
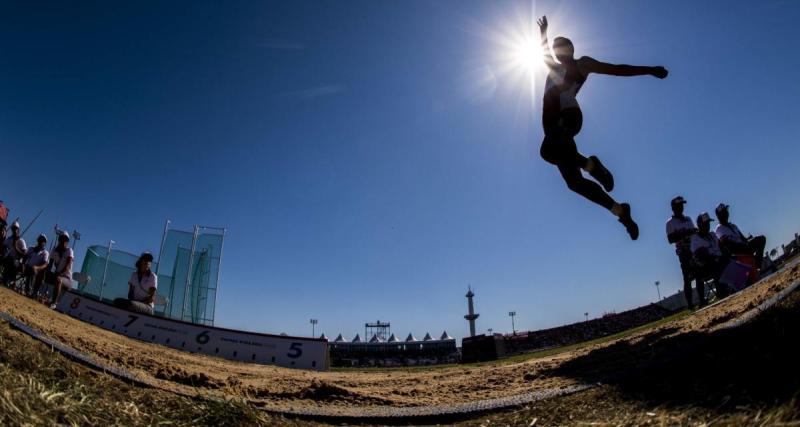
[510,34,544,83]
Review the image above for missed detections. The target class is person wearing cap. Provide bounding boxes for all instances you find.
[2,221,27,287]
[665,196,702,308]
[113,252,157,315]
[714,203,767,270]
[22,234,49,297]
[691,212,731,299]
[46,231,74,308]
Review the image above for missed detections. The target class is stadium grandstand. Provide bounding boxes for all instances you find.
[328,326,459,367]
[462,303,675,362]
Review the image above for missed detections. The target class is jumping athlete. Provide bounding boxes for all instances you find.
[537,16,668,239]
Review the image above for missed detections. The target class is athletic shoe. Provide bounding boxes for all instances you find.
[588,156,614,192]
[50,303,57,310]
[617,203,639,240]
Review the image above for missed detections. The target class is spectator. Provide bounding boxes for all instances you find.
[23,234,49,297]
[0,223,7,260]
[2,221,27,287]
[691,212,731,298]
[665,196,702,309]
[714,203,767,269]
[46,231,74,309]
[113,252,157,315]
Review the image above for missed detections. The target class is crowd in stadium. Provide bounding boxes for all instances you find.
[499,303,674,356]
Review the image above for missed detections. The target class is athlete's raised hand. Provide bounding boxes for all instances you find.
[537,16,548,35]
[651,66,668,79]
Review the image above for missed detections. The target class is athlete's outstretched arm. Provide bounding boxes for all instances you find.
[580,56,668,78]
[537,16,557,69]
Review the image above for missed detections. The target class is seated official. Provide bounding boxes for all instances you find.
[691,212,732,298]
[113,252,157,315]
[714,203,767,269]
[22,234,49,297]
[45,232,74,309]
[2,221,28,287]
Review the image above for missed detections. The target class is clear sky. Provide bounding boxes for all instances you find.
[2,0,799,341]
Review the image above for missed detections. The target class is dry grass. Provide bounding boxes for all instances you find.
[0,321,299,426]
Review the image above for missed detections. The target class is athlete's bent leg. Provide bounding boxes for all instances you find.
[556,161,616,210]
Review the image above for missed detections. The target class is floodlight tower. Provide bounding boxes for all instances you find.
[508,311,516,335]
[464,287,480,337]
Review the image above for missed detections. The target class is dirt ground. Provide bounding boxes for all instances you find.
[0,262,799,418]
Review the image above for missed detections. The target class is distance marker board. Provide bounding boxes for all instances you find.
[56,290,329,371]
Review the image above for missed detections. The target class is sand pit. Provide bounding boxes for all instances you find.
[1,261,798,417]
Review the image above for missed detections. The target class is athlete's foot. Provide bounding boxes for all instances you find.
[587,156,614,192]
[617,203,639,240]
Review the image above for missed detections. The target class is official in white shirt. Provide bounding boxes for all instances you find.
[714,203,767,269]
[665,196,703,308]
[23,234,49,297]
[113,252,157,315]
[47,232,74,309]
[691,212,732,299]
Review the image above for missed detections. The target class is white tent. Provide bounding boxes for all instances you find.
[405,333,417,342]
[387,333,399,342]
[423,332,434,341]
[440,331,453,340]
[352,333,362,343]
[319,333,328,341]
[369,334,383,343]
[333,333,346,342]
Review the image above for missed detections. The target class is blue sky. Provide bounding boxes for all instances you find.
[2,0,799,341]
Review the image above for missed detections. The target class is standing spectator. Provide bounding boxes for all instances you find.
[113,252,157,315]
[691,212,730,299]
[714,203,767,269]
[2,221,27,287]
[23,234,49,297]
[665,196,702,308]
[47,232,74,309]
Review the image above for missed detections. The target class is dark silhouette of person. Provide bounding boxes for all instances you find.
[714,203,767,269]
[665,196,704,309]
[537,16,668,240]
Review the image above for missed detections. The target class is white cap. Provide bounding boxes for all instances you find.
[11,221,20,229]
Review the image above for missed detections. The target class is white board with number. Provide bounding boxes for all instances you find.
[56,290,329,371]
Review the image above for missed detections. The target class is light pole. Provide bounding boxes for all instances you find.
[508,311,516,335]
[584,312,589,322]
[488,328,493,335]
[655,280,661,301]
[98,240,115,301]
[310,319,318,337]
[72,230,81,252]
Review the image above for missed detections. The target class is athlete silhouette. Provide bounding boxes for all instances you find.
[537,16,668,240]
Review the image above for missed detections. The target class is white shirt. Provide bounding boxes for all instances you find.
[3,236,27,260]
[50,247,74,279]
[715,223,746,245]
[25,246,49,267]
[691,233,723,258]
[666,215,695,252]
[128,271,157,307]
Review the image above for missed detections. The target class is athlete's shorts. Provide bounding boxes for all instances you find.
[540,108,584,166]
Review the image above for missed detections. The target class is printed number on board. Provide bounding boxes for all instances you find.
[287,342,303,359]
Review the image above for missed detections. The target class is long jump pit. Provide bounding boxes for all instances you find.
[1,261,799,424]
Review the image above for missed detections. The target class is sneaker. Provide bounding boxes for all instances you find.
[50,303,57,310]
[588,156,614,192]
[617,203,639,240]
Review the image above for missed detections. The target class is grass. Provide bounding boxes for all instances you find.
[0,321,299,426]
